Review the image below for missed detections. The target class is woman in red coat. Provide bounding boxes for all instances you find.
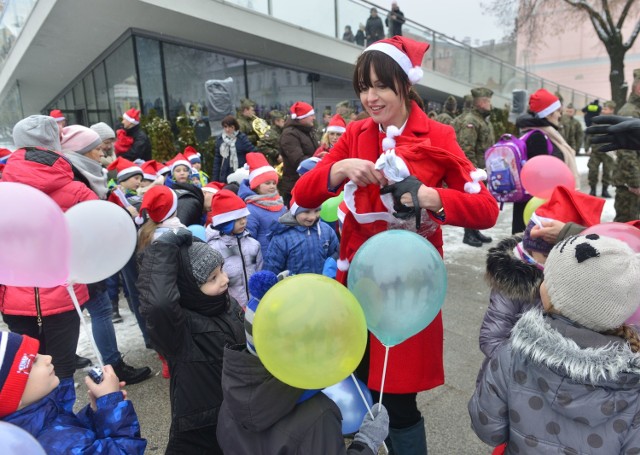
[293,36,498,453]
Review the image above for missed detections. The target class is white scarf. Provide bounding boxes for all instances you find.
[64,152,108,199]
[220,131,239,171]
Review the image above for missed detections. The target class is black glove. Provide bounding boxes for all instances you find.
[585,115,640,152]
[154,228,194,247]
[380,175,423,230]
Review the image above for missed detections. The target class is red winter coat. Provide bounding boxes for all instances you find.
[0,148,97,316]
[293,102,499,393]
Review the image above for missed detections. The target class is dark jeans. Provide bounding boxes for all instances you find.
[3,309,80,380]
[166,425,222,455]
[120,253,150,346]
[84,290,121,365]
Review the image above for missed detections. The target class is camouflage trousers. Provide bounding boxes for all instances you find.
[614,186,640,223]
[587,152,614,187]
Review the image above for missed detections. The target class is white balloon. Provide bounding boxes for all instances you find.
[65,200,137,284]
[0,421,46,455]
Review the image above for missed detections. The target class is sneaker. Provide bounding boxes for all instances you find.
[75,354,92,370]
[112,359,152,385]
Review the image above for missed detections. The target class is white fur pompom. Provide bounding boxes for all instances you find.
[470,168,487,182]
[407,66,424,84]
[386,125,400,138]
[382,137,396,151]
[134,215,145,225]
[337,258,350,271]
[464,181,481,194]
[243,162,250,170]
[291,113,297,119]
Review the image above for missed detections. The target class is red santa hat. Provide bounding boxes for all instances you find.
[290,101,315,120]
[122,108,140,125]
[245,152,278,189]
[202,181,226,194]
[107,156,143,183]
[49,109,65,123]
[209,189,250,227]
[529,89,561,119]
[183,146,201,164]
[135,185,178,225]
[326,114,346,134]
[363,36,429,85]
[170,153,192,174]
[0,148,12,159]
[140,160,162,181]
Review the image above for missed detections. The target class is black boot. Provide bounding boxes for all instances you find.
[112,358,152,385]
[589,186,597,196]
[601,186,612,198]
[75,354,92,370]
[474,230,492,243]
[463,229,482,247]
[111,298,122,324]
[388,417,427,455]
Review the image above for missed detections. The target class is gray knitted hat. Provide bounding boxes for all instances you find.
[90,122,116,141]
[13,115,61,151]
[544,234,640,332]
[188,243,224,286]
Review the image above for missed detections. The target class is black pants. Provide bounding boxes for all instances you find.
[512,201,527,235]
[165,424,221,455]
[3,309,80,380]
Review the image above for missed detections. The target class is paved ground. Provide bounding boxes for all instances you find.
[3,156,608,453]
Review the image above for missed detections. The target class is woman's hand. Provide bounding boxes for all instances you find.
[330,159,387,188]
[529,220,565,244]
[381,177,443,229]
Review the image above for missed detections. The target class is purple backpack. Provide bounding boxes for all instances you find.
[484,129,553,204]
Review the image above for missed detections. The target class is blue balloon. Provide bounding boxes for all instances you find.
[322,376,373,435]
[0,421,46,454]
[347,230,447,346]
[187,224,206,241]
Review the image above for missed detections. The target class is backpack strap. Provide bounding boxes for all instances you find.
[520,129,553,155]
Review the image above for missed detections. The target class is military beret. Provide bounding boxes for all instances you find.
[471,87,493,99]
[269,110,285,120]
[336,100,350,108]
[603,100,616,109]
[240,98,256,109]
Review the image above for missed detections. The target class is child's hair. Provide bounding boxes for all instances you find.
[605,325,640,353]
[137,219,159,252]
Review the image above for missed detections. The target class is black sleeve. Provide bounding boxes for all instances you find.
[176,194,203,226]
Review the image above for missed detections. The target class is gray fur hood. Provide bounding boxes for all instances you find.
[485,235,544,303]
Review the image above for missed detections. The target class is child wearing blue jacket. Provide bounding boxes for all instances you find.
[0,331,146,454]
[264,201,339,275]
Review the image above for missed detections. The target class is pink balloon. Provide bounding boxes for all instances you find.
[520,155,575,199]
[582,222,640,253]
[0,182,70,286]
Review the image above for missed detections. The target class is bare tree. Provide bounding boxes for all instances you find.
[483,0,640,109]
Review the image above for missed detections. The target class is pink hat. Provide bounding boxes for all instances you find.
[60,125,102,155]
[529,89,561,119]
[363,36,429,84]
[49,109,65,123]
[210,189,250,227]
[107,156,143,183]
[246,152,278,189]
[326,114,346,134]
[136,185,178,224]
[290,101,315,120]
[122,108,140,125]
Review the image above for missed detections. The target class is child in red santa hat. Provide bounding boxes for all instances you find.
[314,114,346,158]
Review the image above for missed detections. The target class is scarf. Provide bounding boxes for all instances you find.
[64,152,108,199]
[244,191,284,211]
[529,125,580,190]
[220,131,239,171]
[152,217,187,240]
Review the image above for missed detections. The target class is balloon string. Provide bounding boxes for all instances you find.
[350,373,389,454]
[67,285,104,368]
[379,345,390,405]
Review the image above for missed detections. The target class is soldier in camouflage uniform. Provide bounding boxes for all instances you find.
[453,87,495,247]
[257,110,286,166]
[587,100,615,198]
[236,98,260,146]
[560,103,583,154]
[613,69,640,222]
[435,95,457,125]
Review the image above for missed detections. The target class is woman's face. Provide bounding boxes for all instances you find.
[359,68,407,130]
[223,124,236,136]
[546,107,562,126]
[173,165,191,183]
[85,146,104,163]
[328,132,342,146]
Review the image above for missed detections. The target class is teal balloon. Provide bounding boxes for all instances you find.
[347,230,447,346]
[187,224,206,241]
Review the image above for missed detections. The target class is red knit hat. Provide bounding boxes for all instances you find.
[183,146,201,164]
[529,89,561,119]
[363,36,429,84]
[122,108,140,125]
[0,332,40,418]
[290,101,315,120]
[170,153,192,174]
[136,185,178,225]
[49,109,65,123]
[209,189,250,227]
[141,160,162,181]
[326,114,346,134]
[202,181,225,194]
[246,152,278,189]
[107,156,143,183]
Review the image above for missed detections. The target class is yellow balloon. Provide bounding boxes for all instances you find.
[253,274,368,389]
[523,197,547,226]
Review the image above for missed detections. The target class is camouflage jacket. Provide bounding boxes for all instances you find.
[613,94,640,188]
[435,111,455,125]
[453,108,495,168]
[237,115,259,146]
[257,125,283,166]
[560,116,583,152]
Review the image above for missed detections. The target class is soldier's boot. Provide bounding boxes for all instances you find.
[601,186,612,198]
[463,229,482,247]
[589,186,597,196]
[474,230,492,243]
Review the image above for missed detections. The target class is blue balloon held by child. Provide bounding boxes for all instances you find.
[187,224,206,241]
[322,376,373,435]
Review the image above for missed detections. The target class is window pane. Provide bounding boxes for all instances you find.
[0,83,22,146]
[84,73,97,110]
[105,37,139,126]
[94,62,109,111]
[73,81,86,108]
[313,74,358,118]
[136,37,165,117]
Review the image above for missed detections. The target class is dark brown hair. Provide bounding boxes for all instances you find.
[221,115,239,130]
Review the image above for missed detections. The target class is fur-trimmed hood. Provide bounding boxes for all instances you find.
[485,235,544,302]
[512,308,640,385]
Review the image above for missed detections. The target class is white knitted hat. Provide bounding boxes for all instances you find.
[544,234,640,332]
